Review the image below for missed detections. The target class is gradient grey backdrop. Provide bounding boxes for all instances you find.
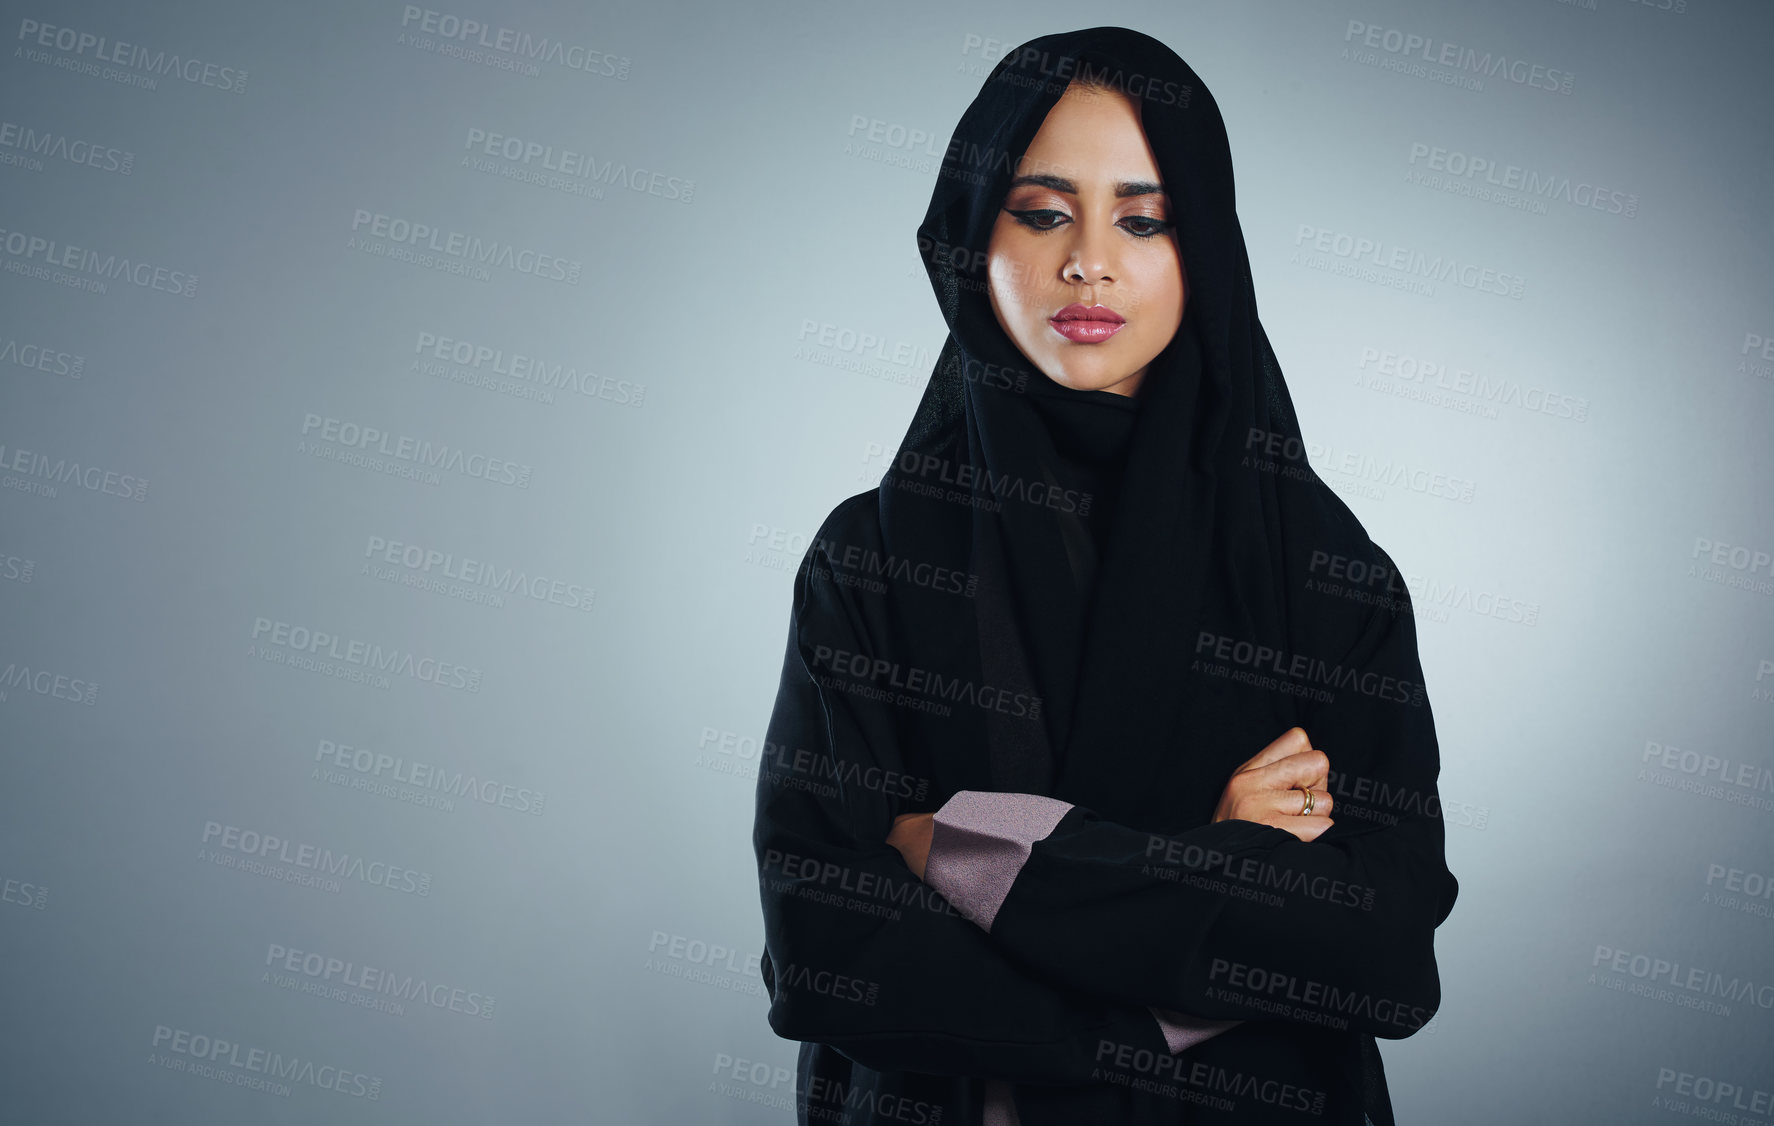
[3,0,1771,1122]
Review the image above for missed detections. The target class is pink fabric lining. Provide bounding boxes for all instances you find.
[924,790,1073,932]
[925,791,1244,1124]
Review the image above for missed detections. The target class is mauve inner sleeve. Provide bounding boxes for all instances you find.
[927,790,1245,1126]
[925,790,1073,932]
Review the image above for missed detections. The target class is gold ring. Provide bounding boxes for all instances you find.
[1296,786,1315,816]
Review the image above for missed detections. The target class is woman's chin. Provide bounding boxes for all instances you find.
[1037,362,1140,394]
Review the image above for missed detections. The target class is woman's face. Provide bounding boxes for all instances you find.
[986,81,1186,398]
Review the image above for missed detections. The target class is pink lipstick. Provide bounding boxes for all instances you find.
[1049,303,1126,343]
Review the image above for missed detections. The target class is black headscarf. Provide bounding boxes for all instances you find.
[881,26,1342,829]
[991,373,1143,776]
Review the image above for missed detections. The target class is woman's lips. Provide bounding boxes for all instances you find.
[1049,303,1126,343]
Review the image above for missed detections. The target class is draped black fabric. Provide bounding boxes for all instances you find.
[753,25,1459,1126]
[997,376,1143,774]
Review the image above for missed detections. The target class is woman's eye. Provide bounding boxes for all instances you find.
[1006,208,1069,231]
[1119,216,1174,238]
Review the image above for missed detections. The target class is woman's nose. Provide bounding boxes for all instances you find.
[1063,227,1114,285]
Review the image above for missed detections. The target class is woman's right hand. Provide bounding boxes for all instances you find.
[1210,726,1334,842]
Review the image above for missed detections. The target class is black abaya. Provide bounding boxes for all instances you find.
[753,25,1458,1126]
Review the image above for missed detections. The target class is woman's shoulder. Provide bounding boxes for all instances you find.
[789,488,893,640]
[1289,468,1405,574]
[1282,471,1421,651]
[808,487,885,563]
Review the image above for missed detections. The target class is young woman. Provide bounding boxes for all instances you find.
[753,26,1458,1126]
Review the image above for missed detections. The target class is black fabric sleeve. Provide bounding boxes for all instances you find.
[752,538,1172,1084]
[974,593,1459,1041]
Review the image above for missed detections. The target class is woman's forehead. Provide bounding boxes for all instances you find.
[1014,90,1165,188]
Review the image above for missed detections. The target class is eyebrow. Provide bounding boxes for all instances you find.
[1006,173,1166,198]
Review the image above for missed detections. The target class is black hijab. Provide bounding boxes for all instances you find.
[880,26,1359,830]
[996,373,1143,776]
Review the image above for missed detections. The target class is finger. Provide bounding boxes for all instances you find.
[1249,746,1330,792]
[1269,785,1305,819]
[1268,786,1332,820]
[1301,746,1329,792]
[1234,726,1313,774]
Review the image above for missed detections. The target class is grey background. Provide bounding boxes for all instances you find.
[2,0,1771,1122]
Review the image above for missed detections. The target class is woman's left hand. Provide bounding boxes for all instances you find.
[886,812,936,880]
